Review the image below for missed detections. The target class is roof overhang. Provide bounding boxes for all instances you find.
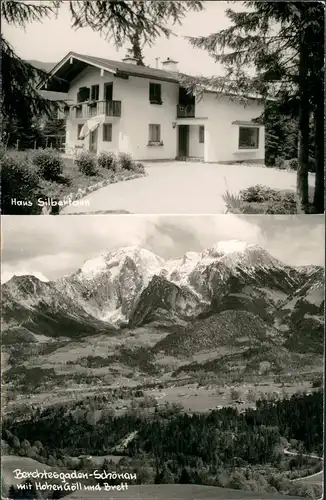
[37,52,117,92]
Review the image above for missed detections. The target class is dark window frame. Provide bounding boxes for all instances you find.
[77,124,83,140]
[90,84,100,101]
[238,126,259,149]
[104,82,113,101]
[103,123,112,142]
[149,124,161,142]
[149,83,162,104]
[199,126,205,144]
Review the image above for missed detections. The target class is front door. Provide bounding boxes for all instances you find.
[178,125,189,157]
[89,128,98,154]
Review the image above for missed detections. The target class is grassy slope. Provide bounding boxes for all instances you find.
[1,455,54,493]
[66,484,301,499]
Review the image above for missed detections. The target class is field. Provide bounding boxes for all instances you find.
[5,375,318,423]
[65,483,302,499]
[294,471,323,486]
[1,456,55,493]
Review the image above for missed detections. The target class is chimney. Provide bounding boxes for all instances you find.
[122,56,138,65]
[161,57,179,72]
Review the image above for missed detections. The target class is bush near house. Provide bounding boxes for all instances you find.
[1,151,42,215]
[274,156,316,172]
[134,162,146,175]
[1,148,146,214]
[75,151,98,176]
[32,148,64,181]
[97,151,118,171]
[239,185,280,203]
[224,184,298,215]
[118,152,134,171]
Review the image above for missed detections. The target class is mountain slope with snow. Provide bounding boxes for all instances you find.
[1,243,323,340]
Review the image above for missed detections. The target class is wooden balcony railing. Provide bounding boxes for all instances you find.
[67,100,122,119]
[177,104,196,118]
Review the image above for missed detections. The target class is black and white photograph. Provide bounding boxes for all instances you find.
[1,1,324,215]
[1,214,324,499]
[1,0,325,499]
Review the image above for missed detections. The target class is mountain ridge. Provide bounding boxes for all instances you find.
[2,242,323,342]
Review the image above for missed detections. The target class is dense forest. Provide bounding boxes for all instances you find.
[3,391,323,499]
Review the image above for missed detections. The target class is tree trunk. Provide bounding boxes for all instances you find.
[297,32,310,214]
[313,95,324,213]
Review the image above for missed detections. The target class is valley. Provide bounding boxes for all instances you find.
[2,241,324,499]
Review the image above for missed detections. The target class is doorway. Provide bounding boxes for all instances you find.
[104,82,113,101]
[178,125,189,157]
[89,128,98,154]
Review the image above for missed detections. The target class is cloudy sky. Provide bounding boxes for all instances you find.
[3,1,242,76]
[1,215,324,283]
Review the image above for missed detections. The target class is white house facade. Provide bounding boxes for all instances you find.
[40,52,265,164]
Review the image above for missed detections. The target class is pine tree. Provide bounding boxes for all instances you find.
[1,1,59,143]
[181,2,324,214]
[2,1,203,143]
[126,21,145,66]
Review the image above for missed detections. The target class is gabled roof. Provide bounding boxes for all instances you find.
[38,51,179,92]
[39,90,72,102]
[38,51,266,102]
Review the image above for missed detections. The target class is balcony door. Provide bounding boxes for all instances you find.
[104,82,113,101]
[89,128,98,154]
[178,87,195,106]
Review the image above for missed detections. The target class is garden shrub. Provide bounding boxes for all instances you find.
[1,152,42,214]
[75,151,97,176]
[118,152,134,171]
[134,162,146,174]
[265,192,297,214]
[32,148,64,181]
[288,158,298,170]
[275,157,287,170]
[275,156,316,173]
[97,151,118,171]
[239,185,279,203]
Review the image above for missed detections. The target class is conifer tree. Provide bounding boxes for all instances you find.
[181,1,324,213]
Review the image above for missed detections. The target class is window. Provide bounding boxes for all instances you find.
[77,124,83,140]
[91,84,99,101]
[77,87,90,103]
[199,126,205,144]
[103,123,112,142]
[149,83,162,104]
[149,124,161,142]
[239,127,259,149]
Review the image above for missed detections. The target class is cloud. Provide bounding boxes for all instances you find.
[1,215,324,283]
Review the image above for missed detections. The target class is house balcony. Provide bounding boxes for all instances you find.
[176,104,196,118]
[66,100,122,120]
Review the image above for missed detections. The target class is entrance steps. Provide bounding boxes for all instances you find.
[175,156,204,162]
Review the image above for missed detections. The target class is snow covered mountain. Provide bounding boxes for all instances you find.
[56,247,165,325]
[2,242,323,340]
